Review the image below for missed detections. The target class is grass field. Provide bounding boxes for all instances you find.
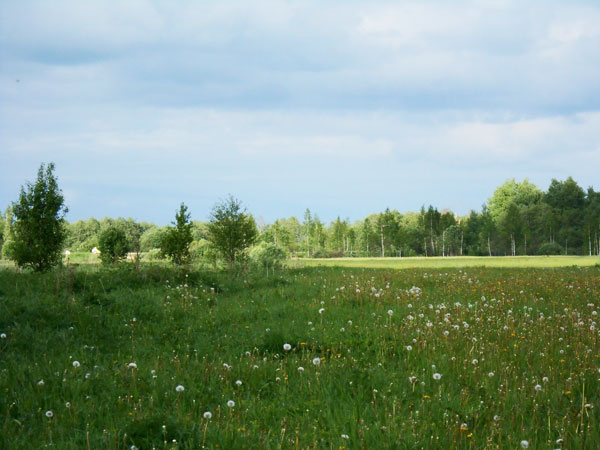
[295,255,600,269]
[1,263,600,448]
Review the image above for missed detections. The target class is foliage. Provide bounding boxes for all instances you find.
[10,163,68,271]
[207,196,258,266]
[249,242,287,272]
[98,226,129,264]
[538,242,563,255]
[160,203,193,265]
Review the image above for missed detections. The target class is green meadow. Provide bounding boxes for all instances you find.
[1,262,600,448]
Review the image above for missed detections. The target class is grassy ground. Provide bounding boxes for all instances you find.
[1,263,600,448]
[295,255,600,269]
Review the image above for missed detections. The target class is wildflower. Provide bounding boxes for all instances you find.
[460,423,468,431]
[387,310,393,316]
[433,373,442,380]
[45,410,53,418]
[65,402,71,408]
[235,380,242,386]
[472,359,478,365]
[38,380,44,386]
[203,411,212,419]
[298,366,304,372]
[542,376,549,382]
[227,400,235,408]
[72,361,81,368]
[488,372,494,377]
[493,415,500,421]
[0,333,6,339]
[408,376,417,383]
[283,343,292,351]
[128,362,137,369]
[341,434,349,439]
[534,384,542,392]
[406,345,413,351]
[520,440,529,448]
[175,385,185,392]
[312,357,321,366]
[319,308,325,314]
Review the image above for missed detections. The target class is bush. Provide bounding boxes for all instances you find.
[98,226,129,264]
[250,243,287,273]
[1,238,16,260]
[160,203,193,265]
[538,242,563,255]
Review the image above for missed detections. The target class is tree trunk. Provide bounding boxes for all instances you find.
[487,235,491,257]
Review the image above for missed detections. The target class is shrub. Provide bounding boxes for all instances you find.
[538,242,563,255]
[250,243,287,273]
[98,226,129,264]
[160,203,193,265]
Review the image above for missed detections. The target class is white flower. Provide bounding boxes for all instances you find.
[406,345,413,351]
[472,359,478,365]
[283,343,292,351]
[45,410,53,418]
[312,357,321,366]
[488,372,494,377]
[0,333,6,339]
[38,380,45,386]
[128,362,137,369]
[542,376,549,383]
[298,366,304,372]
[72,361,80,368]
[227,400,235,408]
[318,308,325,314]
[534,384,542,392]
[341,434,349,439]
[493,415,500,421]
[175,385,185,392]
[520,440,529,448]
[387,310,393,316]
[408,376,417,383]
[433,373,442,380]
[65,250,71,256]
[235,380,242,386]
[203,411,212,419]
[65,402,71,408]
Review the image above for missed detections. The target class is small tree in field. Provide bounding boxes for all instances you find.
[160,203,193,265]
[207,196,258,267]
[11,163,68,271]
[98,226,129,264]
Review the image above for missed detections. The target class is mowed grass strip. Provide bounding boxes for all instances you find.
[295,255,600,269]
[1,264,599,448]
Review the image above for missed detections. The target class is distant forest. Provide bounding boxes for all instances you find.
[1,176,599,260]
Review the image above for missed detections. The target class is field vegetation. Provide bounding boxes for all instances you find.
[2,262,600,448]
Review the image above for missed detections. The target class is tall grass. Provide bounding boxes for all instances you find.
[1,263,599,448]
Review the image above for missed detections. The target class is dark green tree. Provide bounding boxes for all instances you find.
[11,163,68,271]
[161,203,194,265]
[98,226,129,264]
[207,196,258,267]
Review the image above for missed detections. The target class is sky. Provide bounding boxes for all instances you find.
[1,0,599,225]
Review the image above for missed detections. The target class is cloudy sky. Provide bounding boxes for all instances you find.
[1,0,599,225]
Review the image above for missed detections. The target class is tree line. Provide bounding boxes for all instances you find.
[1,164,599,272]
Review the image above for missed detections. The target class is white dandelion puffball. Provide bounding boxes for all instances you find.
[203,411,212,419]
[488,372,495,377]
[387,310,393,316]
[65,402,71,408]
[341,434,349,439]
[227,400,235,408]
[409,376,417,383]
[472,359,478,365]
[128,362,137,369]
[433,373,442,380]
[312,357,321,366]
[406,345,413,351]
[297,366,304,372]
[45,410,53,418]
[72,361,80,368]
[175,385,185,392]
[318,308,325,314]
[235,380,242,386]
[534,384,542,391]
[38,380,45,386]
[0,333,6,339]
[520,440,529,448]
[283,343,292,351]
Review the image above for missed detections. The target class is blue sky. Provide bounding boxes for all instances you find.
[1,0,599,225]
